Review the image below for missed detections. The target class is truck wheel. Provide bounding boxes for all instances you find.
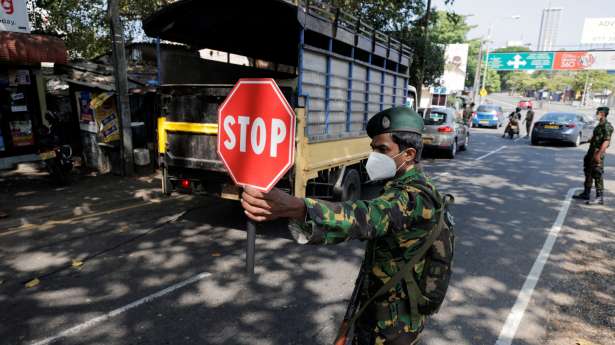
[341,169,361,202]
[162,166,171,196]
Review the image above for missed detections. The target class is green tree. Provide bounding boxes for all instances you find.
[484,68,501,93]
[465,39,481,89]
[27,0,168,59]
[327,1,458,90]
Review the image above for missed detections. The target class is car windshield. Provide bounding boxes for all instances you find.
[423,109,447,125]
[477,105,498,112]
[540,113,577,123]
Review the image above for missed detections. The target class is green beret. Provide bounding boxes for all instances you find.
[366,106,424,138]
[597,106,610,114]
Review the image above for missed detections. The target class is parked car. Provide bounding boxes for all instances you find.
[517,99,533,109]
[472,104,504,128]
[419,107,469,158]
[531,112,596,146]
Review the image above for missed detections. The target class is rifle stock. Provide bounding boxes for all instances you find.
[333,321,350,345]
[333,272,364,345]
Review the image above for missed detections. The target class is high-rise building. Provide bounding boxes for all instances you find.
[537,8,563,51]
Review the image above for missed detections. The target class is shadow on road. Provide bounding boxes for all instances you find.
[0,130,612,345]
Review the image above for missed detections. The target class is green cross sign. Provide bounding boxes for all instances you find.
[485,52,555,71]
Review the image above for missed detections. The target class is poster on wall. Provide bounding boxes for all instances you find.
[76,91,97,132]
[9,120,34,147]
[8,69,31,86]
[441,44,469,92]
[91,92,120,143]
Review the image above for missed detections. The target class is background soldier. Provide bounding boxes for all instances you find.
[462,102,475,127]
[524,105,535,137]
[241,107,442,345]
[573,106,613,204]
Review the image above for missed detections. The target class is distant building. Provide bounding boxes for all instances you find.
[537,8,563,51]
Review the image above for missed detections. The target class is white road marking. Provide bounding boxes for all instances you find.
[28,272,212,345]
[475,146,507,161]
[494,188,580,345]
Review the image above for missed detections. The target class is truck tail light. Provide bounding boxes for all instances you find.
[181,179,191,189]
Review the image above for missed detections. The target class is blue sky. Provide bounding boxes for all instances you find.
[434,0,615,49]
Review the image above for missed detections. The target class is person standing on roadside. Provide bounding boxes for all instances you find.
[462,102,475,128]
[524,105,535,138]
[573,107,613,204]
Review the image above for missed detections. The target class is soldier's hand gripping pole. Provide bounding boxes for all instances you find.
[334,271,364,345]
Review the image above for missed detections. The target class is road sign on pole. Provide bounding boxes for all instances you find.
[217,78,296,277]
[485,52,555,71]
[218,78,296,192]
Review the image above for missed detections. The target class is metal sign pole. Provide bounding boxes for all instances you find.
[246,220,256,277]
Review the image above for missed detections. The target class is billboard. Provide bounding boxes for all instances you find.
[441,44,469,92]
[0,0,30,33]
[581,18,615,45]
[553,51,615,70]
[485,51,615,71]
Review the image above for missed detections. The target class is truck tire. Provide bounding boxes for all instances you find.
[341,169,361,202]
[162,166,171,196]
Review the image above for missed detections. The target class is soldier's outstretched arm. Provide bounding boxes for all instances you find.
[291,189,434,245]
[241,186,434,244]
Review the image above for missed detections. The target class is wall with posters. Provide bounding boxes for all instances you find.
[0,66,41,157]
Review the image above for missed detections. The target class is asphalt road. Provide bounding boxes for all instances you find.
[1,93,613,345]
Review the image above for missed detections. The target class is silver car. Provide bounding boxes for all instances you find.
[419,107,470,158]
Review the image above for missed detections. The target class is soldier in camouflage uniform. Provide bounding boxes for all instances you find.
[573,106,613,204]
[241,107,442,345]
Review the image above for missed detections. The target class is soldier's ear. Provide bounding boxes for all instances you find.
[404,148,417,163]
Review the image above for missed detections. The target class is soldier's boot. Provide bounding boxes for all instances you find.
[596,190,604,205]
[573,188,591,200]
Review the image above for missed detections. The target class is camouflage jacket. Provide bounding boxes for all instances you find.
[289,166,439,333]
[588,120,613,154]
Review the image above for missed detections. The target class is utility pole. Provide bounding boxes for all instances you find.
[108,0,134,176]
[479,25,492,104]
[472,40,484,103]
[416,0,432,107]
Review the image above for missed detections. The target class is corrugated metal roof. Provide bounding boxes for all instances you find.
[0,32,68,65]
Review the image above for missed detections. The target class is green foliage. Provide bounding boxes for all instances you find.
[484,69,501,93]
[27,0,168,59]
[327,1,461,89]
[492,46,531,53]
[465,39,481,89]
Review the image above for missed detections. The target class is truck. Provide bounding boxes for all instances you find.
[143,0,416,201]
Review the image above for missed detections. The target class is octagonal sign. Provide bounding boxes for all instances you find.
[217,79,296,192]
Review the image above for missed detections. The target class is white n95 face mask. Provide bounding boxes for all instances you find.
[366,151,404,181]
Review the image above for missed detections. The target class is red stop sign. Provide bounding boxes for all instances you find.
[217,79,296,192]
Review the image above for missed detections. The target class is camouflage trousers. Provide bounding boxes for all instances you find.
[584,152,605,192]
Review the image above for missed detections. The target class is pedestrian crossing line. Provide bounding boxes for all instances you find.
[494,188,580,345]
[28,272,212,345]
